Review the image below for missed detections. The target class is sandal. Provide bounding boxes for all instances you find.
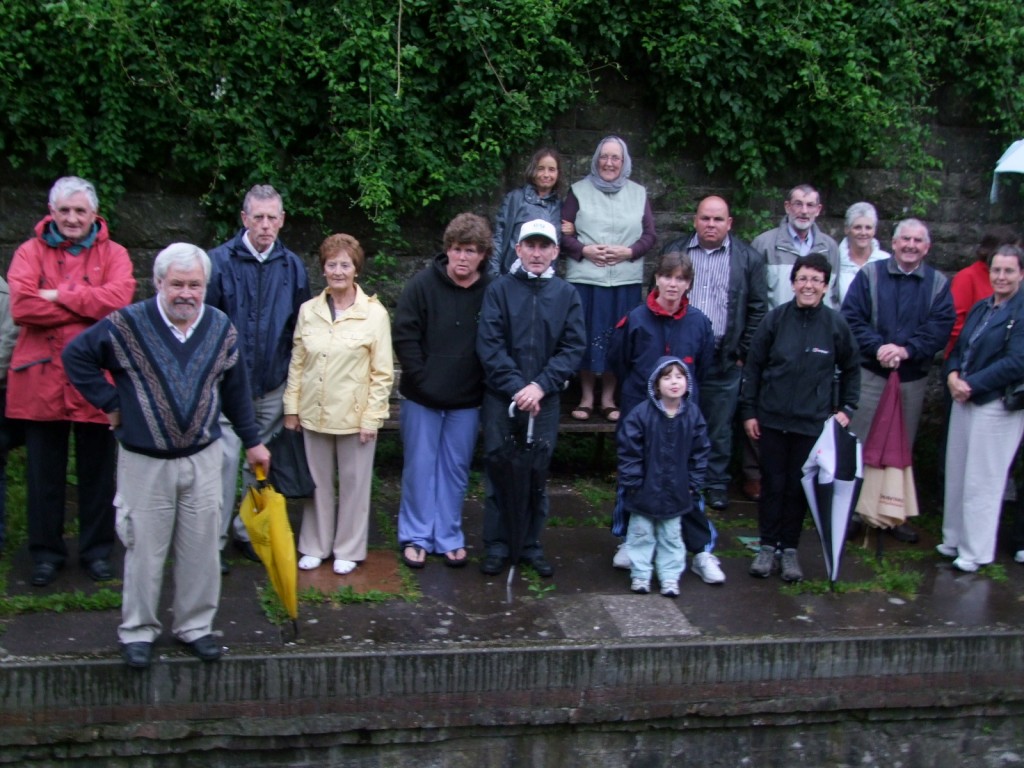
[571,405,593,421]
[443,548,468,568]
[401,545,426,569]
[601,406,621,423]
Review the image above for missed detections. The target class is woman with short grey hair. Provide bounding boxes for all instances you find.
[837,201,888,304]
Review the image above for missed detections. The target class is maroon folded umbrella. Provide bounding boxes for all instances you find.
[857,371,919,530]
[862,371,912,469]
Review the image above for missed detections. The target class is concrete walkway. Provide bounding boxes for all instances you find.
[2,480,1022,661]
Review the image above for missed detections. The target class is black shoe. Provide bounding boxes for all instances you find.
[887,523,919,544]
[30,562,60,587]
[180,634,223,662]
[705,489,729,511]
[479,555,506,575]
[233,538,261,563]
[83,558,115,582]
[120,641,153,670]
[521,556,554,578]
[846,513,865,541]
[220,552,230,576]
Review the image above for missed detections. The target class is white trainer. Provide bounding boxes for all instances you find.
[298,556,322,570]
[333,559,357,575]
[952,557,979,573]
[1015,550,1024,564]
[613,543,632,570]
[935,543,957,558]
[630,578,650,594]
[692,552,726,584]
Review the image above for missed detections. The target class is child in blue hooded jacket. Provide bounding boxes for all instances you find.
[617,356,710,597]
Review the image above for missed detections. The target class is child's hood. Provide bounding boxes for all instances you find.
[646,355,692,414]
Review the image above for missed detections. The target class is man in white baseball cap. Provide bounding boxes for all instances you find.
[476,219,586,577]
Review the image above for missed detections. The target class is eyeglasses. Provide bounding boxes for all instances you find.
[787,201,820,211]
[794,276,826,285]
[598,154,622,163]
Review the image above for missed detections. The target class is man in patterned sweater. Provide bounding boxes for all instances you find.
[63,243,270,670]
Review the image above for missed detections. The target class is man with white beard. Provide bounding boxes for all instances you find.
[752,184,841,310]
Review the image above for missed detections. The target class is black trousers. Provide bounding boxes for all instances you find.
[25,420,116,566]
[757,426,817,550]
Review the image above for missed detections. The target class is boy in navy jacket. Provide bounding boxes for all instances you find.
[617,356,710,597]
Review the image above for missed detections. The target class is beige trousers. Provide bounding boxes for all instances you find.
[116,442,221,644]
[299,430,375,561]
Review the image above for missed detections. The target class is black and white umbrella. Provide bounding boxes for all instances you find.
[801,416,863,583]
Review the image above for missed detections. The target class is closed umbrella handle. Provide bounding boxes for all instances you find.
[507,401,535,444]
[256,466,267,482]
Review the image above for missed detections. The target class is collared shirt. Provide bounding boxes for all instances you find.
[242,231,273,263]
[157,297,205,343]
[786,221,813,256]
[686,233,731,344]
[895,260,925,277]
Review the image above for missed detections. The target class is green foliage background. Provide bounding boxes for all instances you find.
[1,0,1021,239]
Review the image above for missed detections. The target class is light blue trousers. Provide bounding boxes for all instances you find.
[626,513,685,584]
[398,400,479,554]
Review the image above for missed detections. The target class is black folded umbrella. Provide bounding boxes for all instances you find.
[485,402,550,592]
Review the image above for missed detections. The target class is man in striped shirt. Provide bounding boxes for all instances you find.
[660,196,767,511]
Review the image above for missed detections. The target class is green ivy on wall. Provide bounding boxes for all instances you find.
[0,0,1021,238]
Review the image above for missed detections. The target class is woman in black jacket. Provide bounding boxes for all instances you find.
[393,214,492,569]
[740,254,860,582]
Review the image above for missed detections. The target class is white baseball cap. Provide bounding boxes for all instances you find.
[517,219,558,244]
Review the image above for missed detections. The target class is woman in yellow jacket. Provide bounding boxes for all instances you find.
[283,234,394,575]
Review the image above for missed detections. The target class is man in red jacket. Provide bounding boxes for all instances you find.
[7,176,136,587]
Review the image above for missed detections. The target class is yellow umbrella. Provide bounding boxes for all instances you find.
[239,466,299,632]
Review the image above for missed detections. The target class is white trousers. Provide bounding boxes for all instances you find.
[943,399,1024,565]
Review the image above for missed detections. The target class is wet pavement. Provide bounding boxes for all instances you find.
[2,471,1023,665]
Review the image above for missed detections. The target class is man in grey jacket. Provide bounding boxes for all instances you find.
[752,184,840,310]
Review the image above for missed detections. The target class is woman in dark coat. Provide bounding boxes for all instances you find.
[740,254,860,582]
[393,214,492,568]
[941,244,1024,573]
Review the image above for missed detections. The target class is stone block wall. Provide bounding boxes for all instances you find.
[2,79,1021,299]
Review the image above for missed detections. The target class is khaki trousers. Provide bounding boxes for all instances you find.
[116,442,221,644]
[299,430,375,561]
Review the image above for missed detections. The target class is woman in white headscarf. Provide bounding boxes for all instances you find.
[561,135,656,423]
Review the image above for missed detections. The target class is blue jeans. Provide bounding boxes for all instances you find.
[700,359,742,491]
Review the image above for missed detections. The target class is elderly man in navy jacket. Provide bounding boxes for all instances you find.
[842,218,955,542]
[206,184,310,571]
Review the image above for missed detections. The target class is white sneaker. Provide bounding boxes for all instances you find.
[630,578,650,594]
[952,557,979,573]
[1015,550,1024,564]
[298,555,322,570]
[935,543,957,558]
[613,543,632,570]
[660,580,679,598]
[333,559,357,575]
[692,552,726,584]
